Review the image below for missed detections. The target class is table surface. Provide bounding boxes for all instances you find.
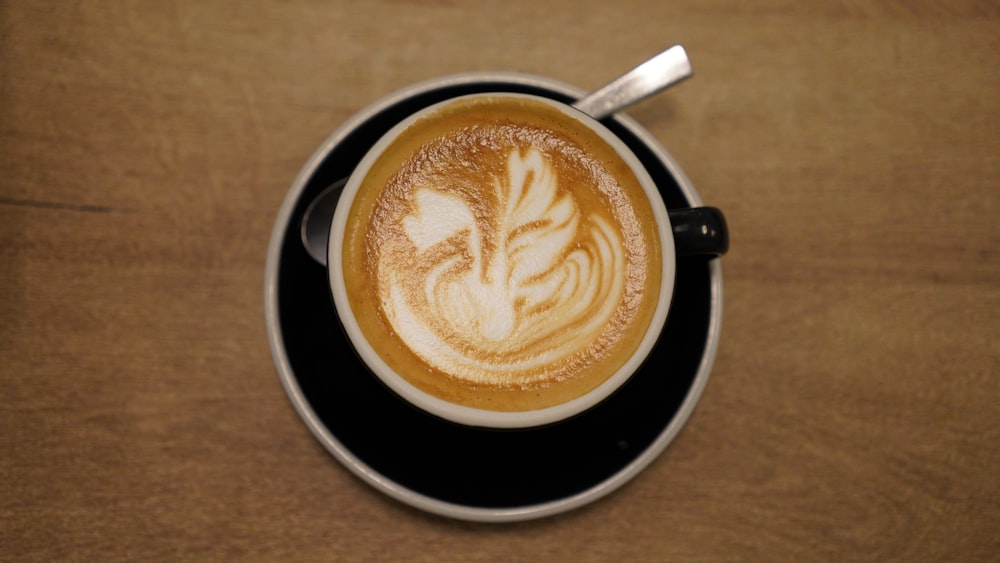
[3,1,998,560]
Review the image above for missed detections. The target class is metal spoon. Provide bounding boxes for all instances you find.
[301,45,692,265]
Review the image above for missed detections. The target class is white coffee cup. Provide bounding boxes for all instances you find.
[328,93,718,429]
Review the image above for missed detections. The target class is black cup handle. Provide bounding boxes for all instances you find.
[669,207,729,258]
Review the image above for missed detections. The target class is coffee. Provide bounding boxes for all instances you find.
[340,95,663,412]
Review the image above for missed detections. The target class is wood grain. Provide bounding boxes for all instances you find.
[2,1,998,560]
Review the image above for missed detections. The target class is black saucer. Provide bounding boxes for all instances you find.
[268,78,719,520]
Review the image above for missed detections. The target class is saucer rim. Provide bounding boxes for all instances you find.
[264,71,723,523]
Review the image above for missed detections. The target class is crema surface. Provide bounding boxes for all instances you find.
[343,96,662,411]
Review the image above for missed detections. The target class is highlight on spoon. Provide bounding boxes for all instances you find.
[300,178,346,265]
[573,45,692,120]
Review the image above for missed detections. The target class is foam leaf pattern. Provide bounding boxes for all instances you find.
[383,147,627,385]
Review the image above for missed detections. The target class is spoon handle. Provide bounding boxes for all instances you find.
[573,45,692,120]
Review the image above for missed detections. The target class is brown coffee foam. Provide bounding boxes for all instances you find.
[343,96,661,412]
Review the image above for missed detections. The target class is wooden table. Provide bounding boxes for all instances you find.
[3,1,997,560]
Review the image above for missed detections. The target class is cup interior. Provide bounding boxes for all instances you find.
[328,93,677,429]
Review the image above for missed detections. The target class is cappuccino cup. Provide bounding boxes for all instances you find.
[328,92,726,429]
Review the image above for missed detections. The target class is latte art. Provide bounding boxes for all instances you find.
[342,95,663,411]
[383,147,626,386]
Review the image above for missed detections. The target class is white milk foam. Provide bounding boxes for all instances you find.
[379,148,626,386]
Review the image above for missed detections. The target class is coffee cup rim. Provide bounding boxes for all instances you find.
[328,92,677,429]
